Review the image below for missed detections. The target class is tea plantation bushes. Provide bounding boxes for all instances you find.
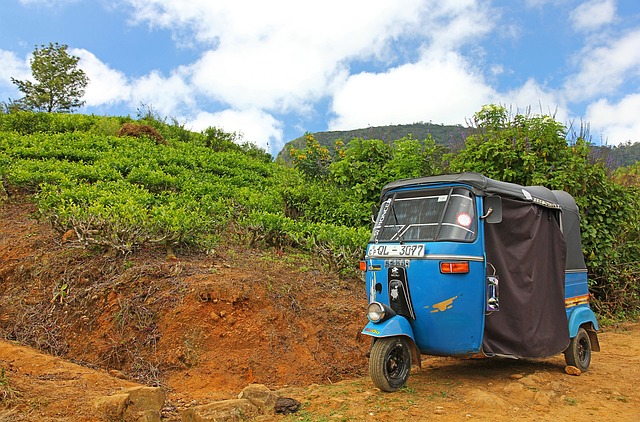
[242,211,369,273]
[37,181,156,253]
[0,111,124,135]
[0,117,368,272]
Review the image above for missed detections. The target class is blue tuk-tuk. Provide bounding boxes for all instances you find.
[361,173,599,392]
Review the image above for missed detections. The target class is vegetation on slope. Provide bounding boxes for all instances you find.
[0,106,638,318]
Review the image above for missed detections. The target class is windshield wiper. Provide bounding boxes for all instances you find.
[389,194,408,242]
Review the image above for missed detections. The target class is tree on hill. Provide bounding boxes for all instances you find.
[11,43,89,113]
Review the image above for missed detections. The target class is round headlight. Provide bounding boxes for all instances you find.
[367,302,385,323]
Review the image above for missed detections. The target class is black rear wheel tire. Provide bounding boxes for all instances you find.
[564,327,591,372]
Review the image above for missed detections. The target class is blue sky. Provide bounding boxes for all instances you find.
[1,0,639,155]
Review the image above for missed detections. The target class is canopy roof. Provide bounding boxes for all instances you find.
[381,172,561,209]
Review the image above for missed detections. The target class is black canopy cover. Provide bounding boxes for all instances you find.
[381,173,581,358]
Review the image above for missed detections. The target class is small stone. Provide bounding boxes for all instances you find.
[565,366,582,376]
[510,374,523,380]
[238,384,278,414]
[275,397,301,415]
[108,369,127,379]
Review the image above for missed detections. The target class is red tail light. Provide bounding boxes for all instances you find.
[359,261,367,271]
[440,261,469,274]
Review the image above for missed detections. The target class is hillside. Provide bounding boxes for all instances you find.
[1,111,639,420]
[0,193,370,418]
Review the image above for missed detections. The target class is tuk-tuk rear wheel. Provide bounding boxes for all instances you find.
[564,327,591,372]
[369,337,411,392]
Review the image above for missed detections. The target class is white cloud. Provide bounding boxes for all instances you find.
[585,95,640,145]
[124,0,495,117]
[0,49,30,103]
[565,29,640,101]
[570,0,616,32]
[71,49,131,106]
[0,49,30,85]
[129,68,194,117]
[126,0,435,114]
[329,52,496,130]
[72,48,197,118]
[497,79,569,122]
[186,109,283,154]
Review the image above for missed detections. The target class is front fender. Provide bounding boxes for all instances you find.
[362,316,421,368]
[361,315,416,343]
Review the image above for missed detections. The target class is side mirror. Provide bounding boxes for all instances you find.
[371,204,379,224]
[481,196,502,224]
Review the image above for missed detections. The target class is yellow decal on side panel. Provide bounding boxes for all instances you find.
[429,296,459,313]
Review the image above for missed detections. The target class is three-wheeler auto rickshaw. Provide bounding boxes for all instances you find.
[361,172,599,392]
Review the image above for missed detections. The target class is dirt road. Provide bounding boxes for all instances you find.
[296,322,640,421]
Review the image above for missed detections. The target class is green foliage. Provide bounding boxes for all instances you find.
[1,108,637,299]
[612,162,640,188]
[288,133,332,179]
[0,111,113,135]
[281,182,371,227]
[329,136,441,203]
[277,121,468,163]
[10,42,89,113]
[448,105,570,185]
[241,211,370,274]
[329,138,393,202]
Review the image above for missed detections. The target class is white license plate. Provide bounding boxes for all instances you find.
[367,244,425,258]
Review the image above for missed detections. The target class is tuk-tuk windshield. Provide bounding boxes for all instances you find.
[371,187,477,242]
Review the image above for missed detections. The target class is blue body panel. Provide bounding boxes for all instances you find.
[564,270,598,336]
[567,305,599,336]
[364,191,486,357]
[565,270,589,298]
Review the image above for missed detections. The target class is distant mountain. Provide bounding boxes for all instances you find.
[594,142,640,169]
[276,122,470,163]
[276,122,639,170]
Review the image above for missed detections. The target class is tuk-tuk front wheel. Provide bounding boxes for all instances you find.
[369,337,411,392]
[564,327,591,372]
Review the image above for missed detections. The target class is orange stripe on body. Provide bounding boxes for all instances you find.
[565,294,590,308]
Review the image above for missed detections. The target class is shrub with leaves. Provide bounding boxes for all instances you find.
[288,133,332,180]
